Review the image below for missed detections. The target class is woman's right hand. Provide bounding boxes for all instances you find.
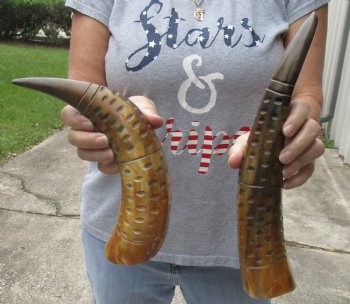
[61,96,163,175]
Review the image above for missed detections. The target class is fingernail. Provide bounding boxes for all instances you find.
[282,168,288,178]
[105,150,115,161]
[149,113,162,120]
[95,134,108,146]
[279,150,292,164]
[283,124,295,137]
[283,182,291,190]
[282,168,294,178]
[82,121,94,129]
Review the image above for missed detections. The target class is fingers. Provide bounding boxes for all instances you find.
[279,99,325,189]
[280,100,322,165]
[282,137,324,190]
[77,148,119,174]
[228,100,324,189]
[68,130,109,150]
[69,130,118,174]
[129,96,163,129]
[98,160,120,175]
[283,163,315,190]
[279,118,321,164]
[282,100,310,137]
[61,104,117,174]
[77,147,113,162]
[282,137,324,179]
[61,105,94,131]
[61,96,162,175]
[228,132,250,169]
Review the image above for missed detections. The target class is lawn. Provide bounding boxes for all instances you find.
[0,42,68,162]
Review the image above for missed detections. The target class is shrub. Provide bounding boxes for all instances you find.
[0,0,71,45]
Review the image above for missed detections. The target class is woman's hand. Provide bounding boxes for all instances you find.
[229,6,327,190]
[228,99,325,189]
[278,100,325,189]
[62,13,166,175]
[61,96,163,175]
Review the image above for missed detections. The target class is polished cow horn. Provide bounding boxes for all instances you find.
[237,12,318,298]
[12,77,171,265]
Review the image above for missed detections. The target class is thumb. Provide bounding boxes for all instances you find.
[129,95,163,129]
[228,132,249,169]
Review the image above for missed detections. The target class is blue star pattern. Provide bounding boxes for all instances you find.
[165,8,181,49]
[125,0,266,72]
[126,0,163,72]
[240,18,265,47]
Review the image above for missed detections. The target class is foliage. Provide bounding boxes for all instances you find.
[0,0,71,46]
[321,129,336,149]
[0,43,69,162]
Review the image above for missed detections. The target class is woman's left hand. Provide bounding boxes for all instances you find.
[228,99,325,189]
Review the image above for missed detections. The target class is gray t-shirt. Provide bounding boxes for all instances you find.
[65,0,328,268]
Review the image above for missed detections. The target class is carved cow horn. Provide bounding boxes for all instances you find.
[12,77,171,265]
[237,12,318,298]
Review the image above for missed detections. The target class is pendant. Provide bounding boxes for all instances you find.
[194,7,205,21]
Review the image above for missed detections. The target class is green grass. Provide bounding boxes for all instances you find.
[0,42,68,162]
[320,128,336,149]
[13,0,64,4]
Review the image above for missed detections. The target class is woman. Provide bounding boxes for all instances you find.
[61,0,328,303]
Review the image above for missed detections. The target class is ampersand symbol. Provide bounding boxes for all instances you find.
[178,54,224,114]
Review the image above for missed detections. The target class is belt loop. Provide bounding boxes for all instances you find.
[170,264,180,285]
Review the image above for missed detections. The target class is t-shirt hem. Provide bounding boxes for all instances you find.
[65,0,110,27]
[151,252,241,269]
[287,0,329,25]
[81,217,112,242]
[81,219,240,269]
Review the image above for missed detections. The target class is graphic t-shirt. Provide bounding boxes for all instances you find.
[65,0,328,268]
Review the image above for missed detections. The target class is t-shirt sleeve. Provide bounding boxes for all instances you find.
[65,0,114,28]
[285,0,329,25]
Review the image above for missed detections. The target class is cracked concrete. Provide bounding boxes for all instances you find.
[0,210,89,304]
[0,130,86,216]
[286,240,350,255]
[0,129,349,303]
[274,247,350,304]
[0,172,57,216]
[283,151,350,253]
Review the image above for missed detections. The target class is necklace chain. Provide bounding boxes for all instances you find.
[192,0,203,7]
[192,0,205,21]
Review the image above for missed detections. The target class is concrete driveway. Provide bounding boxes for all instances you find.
[0,129,349,303]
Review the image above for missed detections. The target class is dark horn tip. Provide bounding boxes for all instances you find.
[11,77,97,110]
[12,77,41,88]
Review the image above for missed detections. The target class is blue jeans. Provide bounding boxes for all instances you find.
[82,229,271,304]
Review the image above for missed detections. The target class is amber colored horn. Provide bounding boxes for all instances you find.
[237,12,318,298]
[12,77,171,265]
